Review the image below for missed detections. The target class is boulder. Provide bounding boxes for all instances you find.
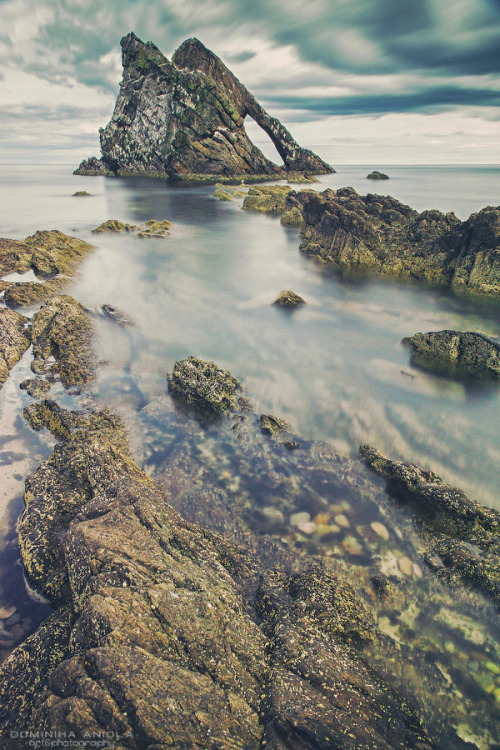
[75,33,332,180]
[92,219,171,237]
[402,330,500,378]
[168,356,245,416]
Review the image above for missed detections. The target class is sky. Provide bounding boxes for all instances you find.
[0,0,499,165]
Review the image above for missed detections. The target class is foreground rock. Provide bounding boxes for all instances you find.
[92,218,171,237]
[0,309,31,387]
[242,185,292,214]
[75,33,332,180]
[30,296,95,387]
[272,290,306,308]
[258,187,500,297]
[360,445,500,608]
[402,330,500,378]
[0,230,94,306]
[367,171,389,180]
[0,404,439,750]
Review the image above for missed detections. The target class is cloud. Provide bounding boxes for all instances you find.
[0,0,499,163]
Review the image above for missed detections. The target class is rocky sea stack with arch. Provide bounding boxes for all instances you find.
[75,33,333,182]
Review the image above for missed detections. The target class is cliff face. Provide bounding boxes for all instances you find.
[75,33,332,180]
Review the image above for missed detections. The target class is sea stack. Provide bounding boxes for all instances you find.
[75,33,333,181]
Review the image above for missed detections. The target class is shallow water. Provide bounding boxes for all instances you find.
[0,163,499,743]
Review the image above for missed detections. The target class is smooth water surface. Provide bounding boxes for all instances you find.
[1,163,499,509]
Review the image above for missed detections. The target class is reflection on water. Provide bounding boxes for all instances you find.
[0,164,499,742]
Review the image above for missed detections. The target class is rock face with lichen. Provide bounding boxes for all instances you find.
[75,33,332,181]
[260,187,500,296]
[402,330,500,378]
[168,356,245,416]
[92,218,171,237]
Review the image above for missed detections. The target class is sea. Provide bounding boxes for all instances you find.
[0,160,499,744]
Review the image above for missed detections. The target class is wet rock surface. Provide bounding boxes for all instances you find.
[0,230,95,306]
[0,309,31,387]
[243,184,293,214]
[360,445,500,608]
[30,295,95,388]
[101,304,135,327]
[260,187,500,296]
[402,330,500,378]
[92,218,171,237]
[19,378,52,399]
[75,33,332,180]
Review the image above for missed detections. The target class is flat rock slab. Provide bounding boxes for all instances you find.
[92,219,171,237]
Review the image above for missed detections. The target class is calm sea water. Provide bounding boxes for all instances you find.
[0,163,499,511]
[0,162,499,742]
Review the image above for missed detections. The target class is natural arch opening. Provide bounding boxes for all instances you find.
[243,115,284,167]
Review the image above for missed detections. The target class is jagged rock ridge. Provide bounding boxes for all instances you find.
[75,33,333,180]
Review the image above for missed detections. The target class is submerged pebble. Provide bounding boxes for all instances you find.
[398,556,414,576]
[334,514,350,528]
[290,511,311,527]
[0,605,16,620]
[370,521,389,540]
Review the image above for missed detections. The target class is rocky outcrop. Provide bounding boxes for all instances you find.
[92,218,171,237]
[0,231,95,307]
[0,309,31,387]
[402,330,500,378]
[242,184,292,213]
[263,187,500,296]
[360,445,500,608]
[30,296,95,387]
[75,33,332,180]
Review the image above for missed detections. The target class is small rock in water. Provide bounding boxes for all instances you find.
[334,514,350,528]
[485,661,500,675]
[370,521,389,540]
[290,511,311,527]
[262,507,285,524]
[398,556,414,576]
[342,535,364,555]
[0,605,16,620]
[0,626,14,640]
[73,190,91,196]
[296,520,317,535]
[4,613,20,628]
[101,304,135,327]
[272,290,306,308]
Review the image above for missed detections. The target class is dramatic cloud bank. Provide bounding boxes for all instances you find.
[0,0,499,163]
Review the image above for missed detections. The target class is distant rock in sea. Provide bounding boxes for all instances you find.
[367,171,389,180]
[402,330,500,378]
[75,33,333,181]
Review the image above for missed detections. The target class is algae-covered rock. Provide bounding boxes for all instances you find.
[367,171,389,180]
[75,33,332,179]
[290,188,500,296]
[242,185,292,214]
[1,230,95,306]
[0,401,437,750]
[360,444,500,607]
[280,206,306,228]
[30,295,95,387]
[168,356,244,415]
[402,330,500,378]
[72,191,91,196]
[286,171,320,183]
[20,378,52,399]
[0,308,31,387]
[272,290,306,307]
[92,218,171,237]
